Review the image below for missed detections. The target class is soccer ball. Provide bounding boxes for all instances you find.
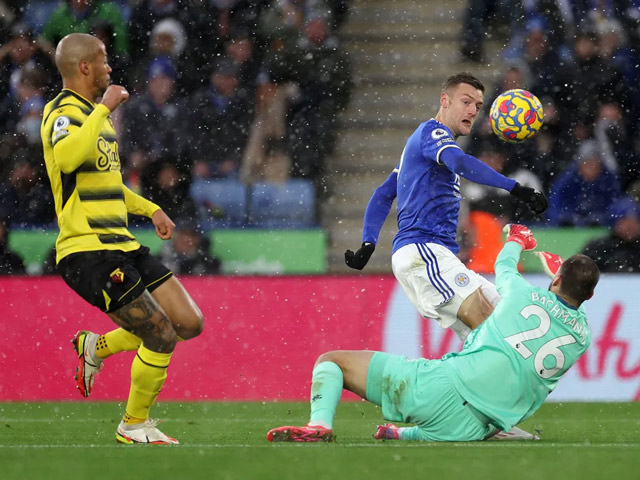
[489,89,544,143]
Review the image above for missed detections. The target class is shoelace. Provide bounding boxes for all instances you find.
[144,418,162,428]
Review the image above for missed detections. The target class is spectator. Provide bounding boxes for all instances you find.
[0,209,26,275]
[520,20,571,122]
[121,56,192,191]
[129,17,189,95]
[561,30,629,140]
[240,72,299,184]
[581,196,640,273]
[207,0,266,43]
[41,0,129,58]
[14,96,46,148]
[592,101,639,189]
[289,12,351,179]
[547,139,621,226]
[596,18,640,133]
[0,22,56,103]
[0,65,47,140]
[0,2,18,40]
[156,219,221,275]
[534,96,576,190]
[460,1,570,63]
[223,26,261,92]
[128,0,192,59]
[141,159,196,222]
[190,57,254,179]
[2,157,55,226]
[259,0,305,47]
[459,0,511,62]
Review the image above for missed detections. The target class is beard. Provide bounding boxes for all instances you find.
[93,77,110,99]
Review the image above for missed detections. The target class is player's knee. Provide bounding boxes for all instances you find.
[314,351,341,368]
[175,310,204,340]
[145,326,177,353]
[190,313,204,338]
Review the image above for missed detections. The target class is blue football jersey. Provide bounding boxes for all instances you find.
[393,119,463,254]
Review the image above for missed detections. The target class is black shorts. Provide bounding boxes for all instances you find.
[58,246,173,313]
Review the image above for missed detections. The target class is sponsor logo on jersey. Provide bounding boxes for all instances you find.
[454,273,470,287]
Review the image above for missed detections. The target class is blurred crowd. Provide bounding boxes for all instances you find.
[459,0,640,272]
[0,0,351,274]
[0,0,351,226]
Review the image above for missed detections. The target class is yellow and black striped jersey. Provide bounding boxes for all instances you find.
[41,88,160,263]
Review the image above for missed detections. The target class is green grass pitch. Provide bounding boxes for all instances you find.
[1,401,639,480]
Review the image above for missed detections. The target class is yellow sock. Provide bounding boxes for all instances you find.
[124,345,172,421]
[96,329,142,359]
[123,412,146,425]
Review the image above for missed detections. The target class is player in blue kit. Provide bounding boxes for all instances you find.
[345,72,548,341]
[267,225,599,442]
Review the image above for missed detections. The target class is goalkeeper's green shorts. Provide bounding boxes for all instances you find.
[365,352,496,441]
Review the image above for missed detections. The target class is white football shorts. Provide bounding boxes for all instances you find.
[391,242,500,331]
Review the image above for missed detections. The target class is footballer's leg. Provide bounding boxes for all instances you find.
[456,286,495,330]
[150,276,204,340]
[73,276,203,399]
[267,351,374,442]
[109,290,179,444]
[96,328,142,358]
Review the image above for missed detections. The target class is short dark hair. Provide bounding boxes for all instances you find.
[441,72,485,94]
[558,254,600,304]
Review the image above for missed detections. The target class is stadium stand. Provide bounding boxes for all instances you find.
[249,180,316,228]
[190,178,248,229]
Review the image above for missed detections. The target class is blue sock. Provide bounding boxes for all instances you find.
[308,361,343,429]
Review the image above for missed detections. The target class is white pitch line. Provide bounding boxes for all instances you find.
[1,443,639,449]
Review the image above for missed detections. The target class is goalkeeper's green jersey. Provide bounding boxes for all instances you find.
[442,242,591,432]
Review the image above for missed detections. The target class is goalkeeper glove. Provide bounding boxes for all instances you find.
[345,242,375,270]
[504,223,538,251]
[510,182,548,215]
[373,423,401,440]
[535,251,564,278]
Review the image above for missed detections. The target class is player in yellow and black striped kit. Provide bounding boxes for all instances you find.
[41,33,204,444]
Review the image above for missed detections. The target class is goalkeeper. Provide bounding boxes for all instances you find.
[268,225,599,442]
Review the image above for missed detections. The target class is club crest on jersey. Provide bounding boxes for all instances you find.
[454,273,470,287]
[110,268,125,283]
[432,128,449,139]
